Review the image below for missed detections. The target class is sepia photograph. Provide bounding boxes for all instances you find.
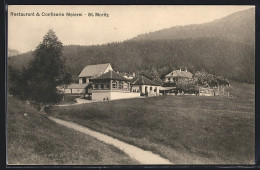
[7,5,255,165]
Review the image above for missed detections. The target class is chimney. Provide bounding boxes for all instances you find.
[133,72,135,77]
[180,68,181,71]
[186,69,187,72]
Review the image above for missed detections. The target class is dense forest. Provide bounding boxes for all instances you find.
[8,8,255,83]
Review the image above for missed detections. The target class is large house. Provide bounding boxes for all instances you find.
[162,69,193,94]
[130,75,161,96]
[78,63,113,84]
[59,63,113,95]
[164,69,193,84]
[91,71,140,101]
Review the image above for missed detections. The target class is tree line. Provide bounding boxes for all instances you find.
[9,37,255,83]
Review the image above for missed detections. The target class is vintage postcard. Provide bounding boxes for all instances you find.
[7,5,255,165]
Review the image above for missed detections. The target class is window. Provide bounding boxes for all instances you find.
[106,84,110,89]
[100,84,104,89]
[118,81,122,89]
[168,78,170,81]
[154,87,157,92]
[112,81,117,89]
[82,77,86,83]
[150,87,153,91]
[94,84,98,89]
[123,82,128,90]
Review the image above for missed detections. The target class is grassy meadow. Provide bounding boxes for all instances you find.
[49,82,255,164]
[7,95,138,165]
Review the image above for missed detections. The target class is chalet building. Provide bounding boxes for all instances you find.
[130,75,161,96]
[91,71,140,101]
[59,63,113,95]
[78,63,113,84]
[164,69,193,84]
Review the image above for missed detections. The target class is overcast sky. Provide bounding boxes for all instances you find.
[8,5,254,53]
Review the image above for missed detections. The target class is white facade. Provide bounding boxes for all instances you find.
[92,90,140,101]
[131,85,160,96]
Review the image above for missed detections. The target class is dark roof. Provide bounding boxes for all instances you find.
[165,70,193,78]
[131,75,160,86]
[78,63,112,77]
[91,71,130,81]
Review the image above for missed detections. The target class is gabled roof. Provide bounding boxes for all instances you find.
[131,75,160,86]
[78,63,112,77]
[165,70,193,78]
[91,71,130,81]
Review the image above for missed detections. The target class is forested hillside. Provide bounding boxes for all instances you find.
[8,8,255,83]
[131,8,254,46]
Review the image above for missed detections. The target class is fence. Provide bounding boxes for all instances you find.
[199,86,230,97]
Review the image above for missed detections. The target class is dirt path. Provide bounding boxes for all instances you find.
[48,116,173,165]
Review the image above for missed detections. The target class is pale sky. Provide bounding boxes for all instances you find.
[8,5,254,53]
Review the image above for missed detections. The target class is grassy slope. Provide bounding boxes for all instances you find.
[7,96,138,165]
[49,82,255,164]
[57,95,80,105]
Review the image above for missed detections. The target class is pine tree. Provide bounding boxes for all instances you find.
[25,29,71,110]
[148,66,162,85]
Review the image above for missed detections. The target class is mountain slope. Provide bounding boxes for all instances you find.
[131,8,254,46]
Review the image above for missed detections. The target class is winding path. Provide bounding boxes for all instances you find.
[48,116,173,165]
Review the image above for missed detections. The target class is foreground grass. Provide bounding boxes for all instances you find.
[7,96,138,165]
[226,81,255,99]
[49,82,255,164]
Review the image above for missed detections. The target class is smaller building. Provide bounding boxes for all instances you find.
[91,71,140,101]
[57,83,90,94]
[164,69,193,83]
[131,75,161,96]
